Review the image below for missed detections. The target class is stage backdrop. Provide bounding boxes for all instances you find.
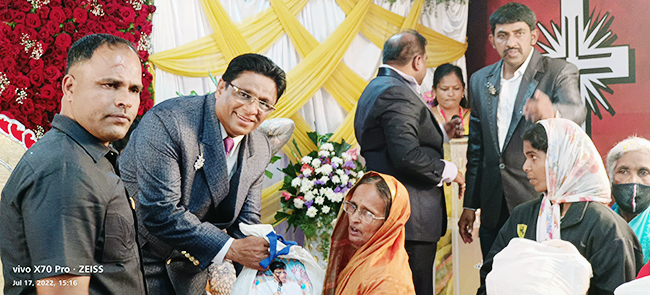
[467,0,649,155]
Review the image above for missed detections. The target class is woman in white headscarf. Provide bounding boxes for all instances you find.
[477,118,643,295]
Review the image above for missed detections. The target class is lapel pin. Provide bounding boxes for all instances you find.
[194,153,205,171]
[486,82,498,96]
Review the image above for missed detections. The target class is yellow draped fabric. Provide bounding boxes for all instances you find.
[147,0,467,225]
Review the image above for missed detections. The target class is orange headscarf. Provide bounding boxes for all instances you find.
[323,171,415,295]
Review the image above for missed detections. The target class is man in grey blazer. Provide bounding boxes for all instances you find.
[458,2,587,258]
[354,30,464,295]
[119,54,286,295]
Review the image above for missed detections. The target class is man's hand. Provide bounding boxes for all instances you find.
[458,209,476,244]
[443,117,464,139]
[452,171,465,199]
[523,89,555,122]
[225,236,270,271]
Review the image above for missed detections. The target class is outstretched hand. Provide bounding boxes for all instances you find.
[225,236,270,271]
[523,89,555,122]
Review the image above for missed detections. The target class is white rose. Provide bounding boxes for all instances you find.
[335,192,345,202]
[332,175,341,184]
[318,150,330,157]
[340,174,349,184]
[311,158,321,168]
[301,156,313,164]
[341,153,352,162]
[304,191,314,202]
[302,168,312,177]
[301,178,313,190]
[319,164,333,176]
[293,198,304,209]
[320,143,334,151]
[349,171,357,177]
[320,175,329,183]
[321,187,335,201]
[315,196,325,205]
[306,207,318,218]
[348,178,357,186]
[291,178,301,188]
[322,205,331,214]
[336,169,345,176]
[331,157,343,166]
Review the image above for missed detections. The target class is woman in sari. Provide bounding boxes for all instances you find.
[478,118,643,295]
[323,171,415,295]
[423,63,470,136]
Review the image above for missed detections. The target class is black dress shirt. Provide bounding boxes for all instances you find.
[0,114,145,295]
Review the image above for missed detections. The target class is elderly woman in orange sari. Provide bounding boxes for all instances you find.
[323,171,415,295]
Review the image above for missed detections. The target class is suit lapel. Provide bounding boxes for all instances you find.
[200,93,230,206]
[485,62,502,154]
[503,51,542,150]
[232,134,255,218]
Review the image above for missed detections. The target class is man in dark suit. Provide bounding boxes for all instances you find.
[354,30,464,295]
[119,54,286,295]
[458,2,586,258]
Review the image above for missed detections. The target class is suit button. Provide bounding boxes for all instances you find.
[166,259,171,265]
[193,260,200,266]
[499,163,505,169]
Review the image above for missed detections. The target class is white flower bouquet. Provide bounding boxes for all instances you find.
[275,132,364,259]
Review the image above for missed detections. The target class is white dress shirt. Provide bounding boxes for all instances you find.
[212,123,244,265]
[497,49,534,151]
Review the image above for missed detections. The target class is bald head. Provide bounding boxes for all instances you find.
[382,30,427,66]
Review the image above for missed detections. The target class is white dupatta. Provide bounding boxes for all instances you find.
[535,118,611,242]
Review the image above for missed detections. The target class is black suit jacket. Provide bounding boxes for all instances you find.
[464,50,587,228]
[355,67,447,242]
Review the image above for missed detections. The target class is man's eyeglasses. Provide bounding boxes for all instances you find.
[342,201,385,224]
[227,82,276,113]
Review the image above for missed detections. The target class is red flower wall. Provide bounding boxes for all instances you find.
[0,0,155,133]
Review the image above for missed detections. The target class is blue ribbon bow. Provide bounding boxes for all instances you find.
[259,231,298,269]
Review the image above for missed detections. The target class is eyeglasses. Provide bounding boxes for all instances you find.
[342,201,385,224]
[227,82,276,113]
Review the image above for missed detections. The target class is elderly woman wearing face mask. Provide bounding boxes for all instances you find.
[478,119,643,295]
[607,136,650,264]
[323,171,415,295]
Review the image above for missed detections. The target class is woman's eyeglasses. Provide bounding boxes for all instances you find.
[342,201,385,223]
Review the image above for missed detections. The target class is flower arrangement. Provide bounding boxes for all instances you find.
[275,132,364,259]
[0,0,156,134]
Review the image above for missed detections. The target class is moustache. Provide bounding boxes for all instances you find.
[504,47,521,54]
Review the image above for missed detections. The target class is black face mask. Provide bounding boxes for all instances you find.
[612,183,650,214]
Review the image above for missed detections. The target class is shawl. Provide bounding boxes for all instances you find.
[536,118,611,242]
[323,171,415,295]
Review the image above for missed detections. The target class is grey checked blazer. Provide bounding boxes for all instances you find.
[464,50,587,228]
[119,93,271,272]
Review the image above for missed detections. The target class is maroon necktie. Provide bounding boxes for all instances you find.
[223,137,234,155]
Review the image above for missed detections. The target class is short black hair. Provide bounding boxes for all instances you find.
[432,63,468,108]
[489,2,537,34]
[66,33,137,75]
[382,29,427,66]
[221,53,287,102]
[522,123,548,153]
[269,261,286,272]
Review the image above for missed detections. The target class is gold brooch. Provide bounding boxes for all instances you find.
[486,82,498,96]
